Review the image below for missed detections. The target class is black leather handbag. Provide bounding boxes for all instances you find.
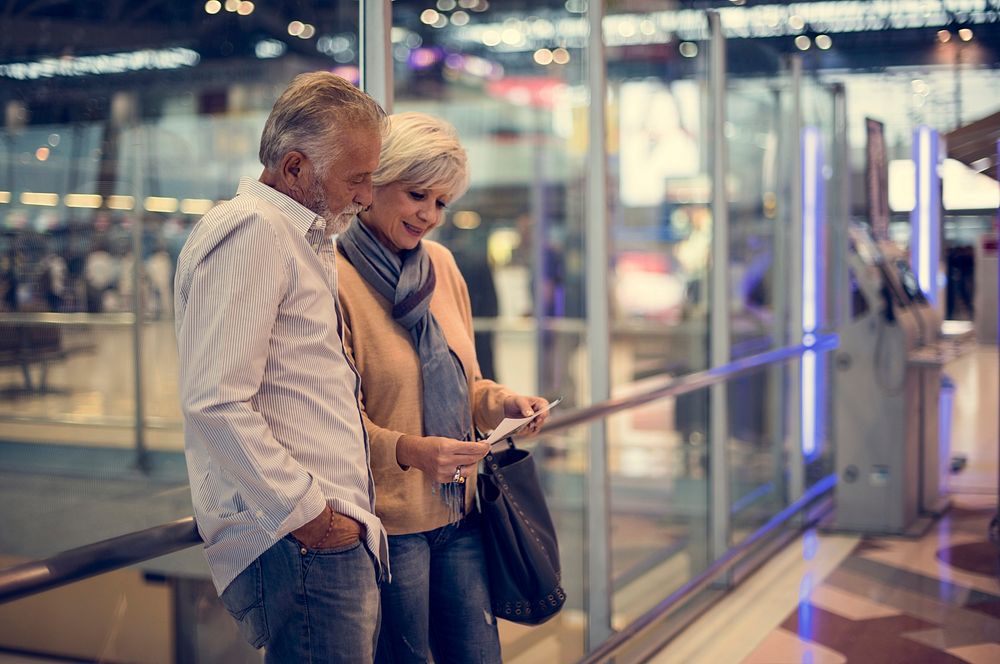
[477,437,566,625]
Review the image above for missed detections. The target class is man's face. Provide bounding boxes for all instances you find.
[301,128,381,234]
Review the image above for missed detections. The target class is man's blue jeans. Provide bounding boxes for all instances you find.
[376,514,502,664]
[220,535,380,663]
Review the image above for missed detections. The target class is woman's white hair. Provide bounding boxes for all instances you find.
[373,112,469,202]
[259,71,385,176]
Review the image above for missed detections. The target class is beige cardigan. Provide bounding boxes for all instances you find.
[336,239,514,535]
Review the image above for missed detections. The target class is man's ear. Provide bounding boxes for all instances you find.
[278,151,309,190]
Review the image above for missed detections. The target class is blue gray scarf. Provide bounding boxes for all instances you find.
[337,218,471,521]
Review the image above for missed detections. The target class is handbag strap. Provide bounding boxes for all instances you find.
[483,438,545,545]
[483,436,516,483]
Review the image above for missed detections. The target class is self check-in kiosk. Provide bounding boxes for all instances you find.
[878,243,950,517]
[833,225,947,534]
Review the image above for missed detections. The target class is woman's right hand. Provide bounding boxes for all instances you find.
[396,435,491,484]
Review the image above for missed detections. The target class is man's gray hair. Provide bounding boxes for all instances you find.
[259,71,386,176]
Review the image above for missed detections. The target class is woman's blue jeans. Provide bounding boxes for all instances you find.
[376,513,502,664]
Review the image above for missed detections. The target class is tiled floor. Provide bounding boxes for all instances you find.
[652,346,1000,664]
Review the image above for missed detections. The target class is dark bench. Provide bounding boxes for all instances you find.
[0,324,93,393]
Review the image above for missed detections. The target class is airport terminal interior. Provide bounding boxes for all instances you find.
[0,0,998,662]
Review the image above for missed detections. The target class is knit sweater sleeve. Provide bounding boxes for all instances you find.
[338,300,409,472]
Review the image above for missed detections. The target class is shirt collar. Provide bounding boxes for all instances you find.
[235,176,324,238]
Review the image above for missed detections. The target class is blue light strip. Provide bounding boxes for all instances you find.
[911,126,941,303]
[800,126,825,459]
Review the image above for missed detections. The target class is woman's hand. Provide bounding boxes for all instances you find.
[503,394,550,437]
[396,434,491,484]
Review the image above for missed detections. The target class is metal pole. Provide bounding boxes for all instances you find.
[360,0,393,112]
[132,118,148,473]
[832,83,849,330]
[769,82,789,507]
[531,139,546,397]
[707,10,731,564]
[584,0,612,650]
[787,56,805,502]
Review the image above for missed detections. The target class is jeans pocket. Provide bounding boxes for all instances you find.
[314,539,362,555]
[220,559,270,649]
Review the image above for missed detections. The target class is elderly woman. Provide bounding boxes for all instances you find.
[335,112,550,663]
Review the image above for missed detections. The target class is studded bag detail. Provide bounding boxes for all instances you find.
[477,437,566,625]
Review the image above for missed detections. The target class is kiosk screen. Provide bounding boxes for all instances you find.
[877,263,909,309]
[894,259,928,305]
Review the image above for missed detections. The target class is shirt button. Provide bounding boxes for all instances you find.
[255,510,263,518]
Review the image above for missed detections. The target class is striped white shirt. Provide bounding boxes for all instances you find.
[175,177,387,595]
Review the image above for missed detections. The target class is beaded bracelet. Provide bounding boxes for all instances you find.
[311,509,337,549]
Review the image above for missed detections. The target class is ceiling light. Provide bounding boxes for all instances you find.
[144,196,179,213]
[21,192,58,206]
[533,48,553,65]
[106,195,135,210]
[65,194,102,208]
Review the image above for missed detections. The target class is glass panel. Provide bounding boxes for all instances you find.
[608,382,710,629]
[391,0,589,407]
[723,37,790,360]
[1,117,140,438]
[0,3,362,661]
[390,2,590,658]
[0,2,361,454]
[606,8,712,382]
[728,364,789,545]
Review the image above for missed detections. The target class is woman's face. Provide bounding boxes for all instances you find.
[362,180,451,253]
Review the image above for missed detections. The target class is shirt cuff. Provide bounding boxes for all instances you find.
[276,481,327,536]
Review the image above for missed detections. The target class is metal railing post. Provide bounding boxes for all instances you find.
[707,9,731,564]
[584,0,612,650]
[361,0,393,112]
[787,56,805,502]
[132,125,148,473]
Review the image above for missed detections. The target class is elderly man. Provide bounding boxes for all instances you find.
[174,72,387,662]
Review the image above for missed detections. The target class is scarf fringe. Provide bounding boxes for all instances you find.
[432,482,466,524]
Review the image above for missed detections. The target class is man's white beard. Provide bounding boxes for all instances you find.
[301,179,362,236]
[327,205,363,235]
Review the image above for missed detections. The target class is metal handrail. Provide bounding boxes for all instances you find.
[578,474,837,664]
[0,312,136,326]
[0,335,837,606]
[544,334,837,433]
[0,517,201,603]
